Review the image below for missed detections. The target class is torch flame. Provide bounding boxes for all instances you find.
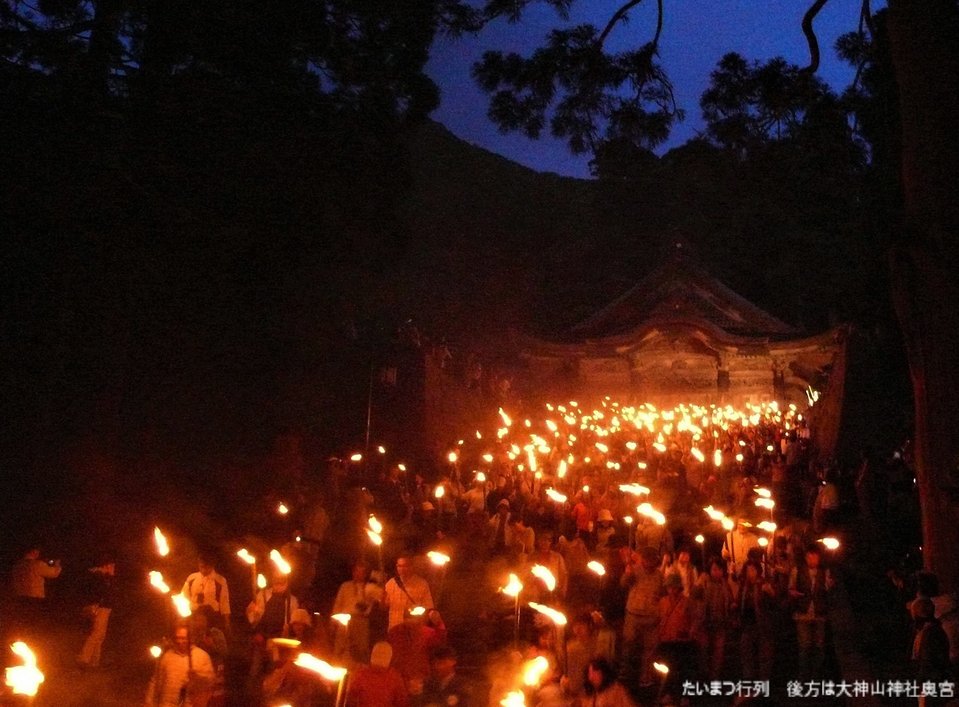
[522,656,550,686]
[587,561,606,576]
[754,487,772,498]
[270,549,292,575]
[331,613,351,626]
[427,551,451,567]
[368,515,383,534]
[434,485,445,499]
[500,691,526,707]
[498,408,512,427]
[149,571,171,594]
[653,661,669,675]
[531,565,557,592]
[5,641,44,696]
[475,471,487,483]
[366,529,383,547]
[820,537,841,550]
[154,527,170,557]
[500,573,523,598]
[149,645,162,659]
[237,548,255,565]
[713,449,723,467]
[349,453,362,462]
[528,602,567,626]
[257,573,267,589]
[545,488,567,504]
[695,534,705,544]
[172,593,192,618]
[277,502,289,515]
[294,653,347,681]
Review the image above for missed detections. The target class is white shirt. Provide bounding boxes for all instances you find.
[145,646,215,707]
[181,571,231,616]
[384,574,433,629]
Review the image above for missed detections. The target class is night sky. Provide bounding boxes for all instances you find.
[427,0,864,177]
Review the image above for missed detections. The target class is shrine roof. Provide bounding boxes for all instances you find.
[570,250,798,341]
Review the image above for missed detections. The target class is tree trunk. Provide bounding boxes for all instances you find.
[886,0,959,591]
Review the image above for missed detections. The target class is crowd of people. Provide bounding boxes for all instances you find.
[2,399,956,706]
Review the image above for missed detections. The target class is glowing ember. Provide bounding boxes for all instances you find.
[428,551,451,567]
[294,653,347,681]
[5,641,44,696]
[270,549,292,575]
[153,527,170,557]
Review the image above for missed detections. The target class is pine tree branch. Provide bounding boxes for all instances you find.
[801,0,830,73]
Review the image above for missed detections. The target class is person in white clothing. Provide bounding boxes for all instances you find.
[181,555,231,633]
[331,559,382,663]
[383,554,433,630]
[144,624,215,707]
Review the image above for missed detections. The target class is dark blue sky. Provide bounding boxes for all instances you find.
[427,0,869,178]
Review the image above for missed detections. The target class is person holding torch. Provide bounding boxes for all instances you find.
[144,623,215,707]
